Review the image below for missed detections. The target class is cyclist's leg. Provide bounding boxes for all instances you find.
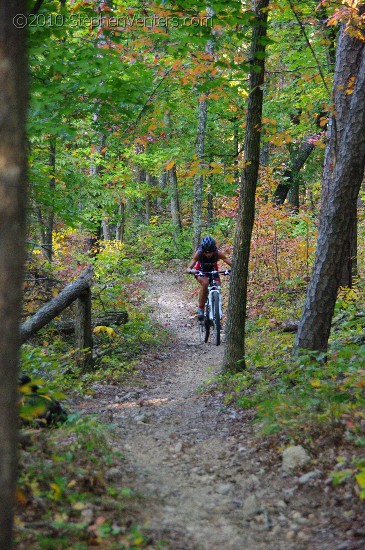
[196,275,209,309]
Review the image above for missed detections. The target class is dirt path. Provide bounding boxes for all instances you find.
[79,269,364,550]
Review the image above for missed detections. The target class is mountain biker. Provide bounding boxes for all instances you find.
[187,236,232,320]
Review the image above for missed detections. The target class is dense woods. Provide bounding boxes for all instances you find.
[0,0,364,547]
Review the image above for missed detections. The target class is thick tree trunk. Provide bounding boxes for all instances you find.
[0,3,28,548]
[223,0,269,373]
[295,23,365,353]
[340,208,357,288]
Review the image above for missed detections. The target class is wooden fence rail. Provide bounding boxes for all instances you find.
[21,266,94,370]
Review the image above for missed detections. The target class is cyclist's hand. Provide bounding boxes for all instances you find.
[187,268,196,274]
[224,269,231,275]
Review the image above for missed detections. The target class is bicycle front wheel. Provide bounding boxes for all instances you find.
[198,319,205,344]
[204,303,210,343]
[212,292,221,346]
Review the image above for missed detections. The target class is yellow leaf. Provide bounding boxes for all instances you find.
[355,471,365,489]
[93,325,116,338]
[15,490,28,506]
[310,379,321,387]
[165,159,175,171]
[54,513,68,523]
[14,517,25,527]
[50,482,62,500]
[72,501,87,510]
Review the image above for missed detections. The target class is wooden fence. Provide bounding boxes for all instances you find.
[20,265,127,370]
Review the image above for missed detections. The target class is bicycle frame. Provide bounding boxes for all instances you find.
[195,270,230,319]
[190,269,230,345]
[207,280,222,321]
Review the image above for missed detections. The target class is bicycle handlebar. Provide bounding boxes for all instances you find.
[189,269,231,277]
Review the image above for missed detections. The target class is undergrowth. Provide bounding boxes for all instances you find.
[15,415,152,549]
[218,285,365,499]
[16,236,170,548]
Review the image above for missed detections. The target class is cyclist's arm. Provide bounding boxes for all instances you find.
[217,250,232,267]
[187,251,199,273]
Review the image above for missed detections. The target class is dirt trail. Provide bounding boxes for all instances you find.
[80,269,364,550]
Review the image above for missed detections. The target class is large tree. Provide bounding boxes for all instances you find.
[295,10,365,352]
[0,1,28,548]
[223,0,270,373]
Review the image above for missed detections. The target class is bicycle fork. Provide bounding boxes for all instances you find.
[208,287,223,320]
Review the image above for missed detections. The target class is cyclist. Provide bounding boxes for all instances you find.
[187,236,232,320]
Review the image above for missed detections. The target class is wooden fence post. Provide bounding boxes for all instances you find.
[75,287,93,370]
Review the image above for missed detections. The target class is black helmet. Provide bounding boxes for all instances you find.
[200,236,216,252]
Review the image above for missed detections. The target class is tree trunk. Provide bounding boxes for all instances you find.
[115,199,126,242]
[287,178,299,212]
[44,140,56,260]
[233,118,240,184]
[223,0,269,373]
[36,141,56,261]
[168,164,182,234]
[193,98,208,250]
[295,21,365,353]
[192,28,214,250]
[132,143,145,223]
[75,288,93,371]
[272,140,314,206]
[90,133,108,239]
[145,173,156,224]
[157,171,167,212]
[0,2,28,548]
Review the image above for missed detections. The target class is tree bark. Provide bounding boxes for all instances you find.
[0,2,28,548]
[44,140,56,260]
[115,199,126,242]
[36,140,56,261]
[295,21,365,353]
[20,266,93,343]
[223,0,269,373]
[192,24,214,250]
[193,98,208,250]
[168,164,182,234]
[272,139,315,207]
[75,288,93,371]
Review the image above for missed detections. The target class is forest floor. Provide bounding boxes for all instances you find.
[75,265,365,550]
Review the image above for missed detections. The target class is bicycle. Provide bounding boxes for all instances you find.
[192,270,231,346]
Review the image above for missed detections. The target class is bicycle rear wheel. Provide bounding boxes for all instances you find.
[212,292,221,345]
[204,302,210,343]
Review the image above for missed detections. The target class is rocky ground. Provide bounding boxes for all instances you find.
[78,268,365,550]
